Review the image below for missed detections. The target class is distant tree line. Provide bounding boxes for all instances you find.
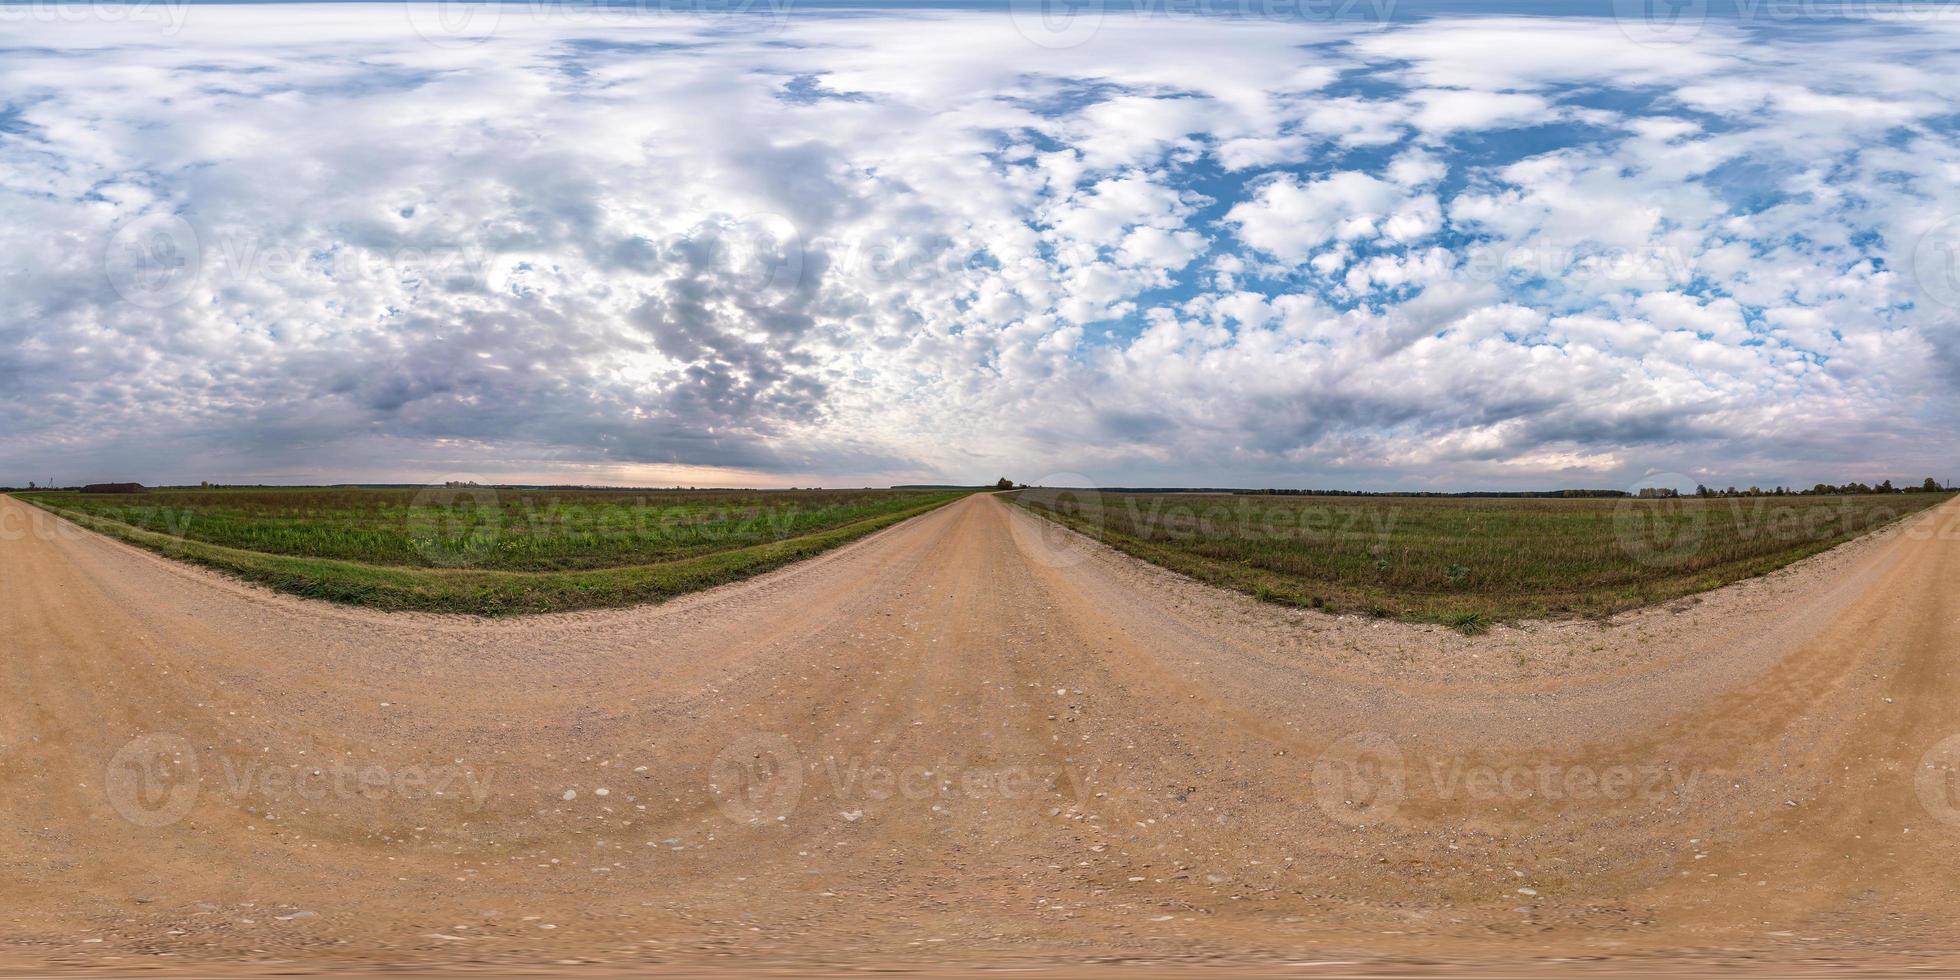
[1242,479,1950,499]
[1241,488,1634,498]
[1690,478,1947,497]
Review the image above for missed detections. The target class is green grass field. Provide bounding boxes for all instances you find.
[14,487,967,615]
[1010,489,1953,628]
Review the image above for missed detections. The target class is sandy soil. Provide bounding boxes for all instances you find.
[2,491,1959,976]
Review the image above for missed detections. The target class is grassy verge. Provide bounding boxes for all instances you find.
[15,486,960,571]
[1007,489,1953,629]
[16,492,966,615]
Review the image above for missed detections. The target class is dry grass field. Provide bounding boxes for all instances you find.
[14,486,967,614]
[1008,488,1954,627]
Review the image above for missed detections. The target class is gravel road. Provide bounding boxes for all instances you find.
[3,491,1957,975]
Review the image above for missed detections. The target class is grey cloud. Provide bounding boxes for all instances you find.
[0,11,1955,490]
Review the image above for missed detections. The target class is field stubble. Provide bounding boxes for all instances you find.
[1009,488,1955,627]
[10,486,967,615]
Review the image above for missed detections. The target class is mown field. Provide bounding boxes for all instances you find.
[1010,489,1954,628]
[15,487,967,615]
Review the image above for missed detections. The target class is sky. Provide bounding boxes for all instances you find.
[1,0,1957,491]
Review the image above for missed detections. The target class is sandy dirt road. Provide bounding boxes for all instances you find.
[3,490,1960,976]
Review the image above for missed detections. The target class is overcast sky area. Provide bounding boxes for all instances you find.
[1,1,1957,490]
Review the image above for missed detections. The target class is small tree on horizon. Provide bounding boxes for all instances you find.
[994,477,1015,490]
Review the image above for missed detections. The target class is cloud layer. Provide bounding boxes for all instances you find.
[2,3,1956,490]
